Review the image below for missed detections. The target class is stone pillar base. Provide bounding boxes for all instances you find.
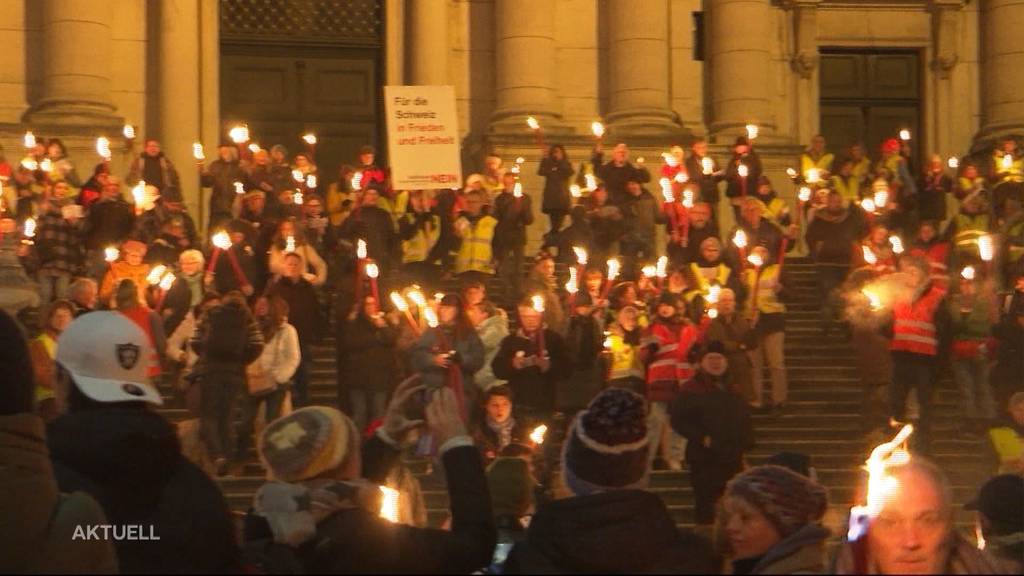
[489,113,571,137]
[25,101,119,126]
[607,107,686,138]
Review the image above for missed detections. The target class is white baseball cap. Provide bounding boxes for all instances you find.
[56,311,163,405]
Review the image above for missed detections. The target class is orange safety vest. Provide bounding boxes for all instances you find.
[890,285,945,356]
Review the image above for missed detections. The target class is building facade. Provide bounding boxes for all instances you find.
[0,0,1020,241]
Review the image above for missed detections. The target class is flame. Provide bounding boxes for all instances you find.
[570,184,582,198]
[39,158,52,173]
[423,307,439,328]
[212,231,232,250]
[682,188,694,208]
[848,424,914,540]
[591,121,605,138]
[285,235,296,253]
[786,167,797,178]
[21,158,38,171]
[531,294,545,313]
[606,258,621,281]
[526,116,540,130]
[674,171,689,184]
[407,288,427,308]
[701,157,713,175]
[530,424,548,445]
[745,124,759,140]
[23,131,36,149]
[248,143,261,154]
[747,253,764,267]
[806,168,820,184]
[228,124,249,144]
[23,217,36,238]
[874,189,889,210]
[302,133,317,145]
[656,256,668,278]
[96,137,111,159]
[602,331,613,349]
[733,229,748,249]
[513,182,523,198]
[192,142,205,160]
[131,181,146,205]
[306,174,317,188]
[798,186,812,202]
[122,124,135,140]
[510,164,521,175]
[707,307,719,319]
[978,235,994,262]
[434,292,445,302]
[146,264,168,286]
[104,246,120,263]
[234,181,245,195]
[292,169,304,182]
[641,265,657,278]
[899,129,911,141]
[566,267,579,294]
[862,288,882,311]
[737,164,749,179]
[584,173,597,191]
[293,191,304,205]
[707,284,721,304]
[158,273,175,291]
[862,245,878,265]
[379,486,400,523]
[861,198,876,213]
[1002,154,1013,171]
[573,247,588,266]
[961,266,976,281]
[659,177,673,202]
[889,235,904,255]
[947,156,959,169]
[662,152,679,168]
[389,291,408,312]
[365,262,379,279]
[352,171,363,191]
[357,239,367,260]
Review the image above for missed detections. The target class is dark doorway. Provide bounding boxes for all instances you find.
[220,0,384,180]
[819,49,921,168]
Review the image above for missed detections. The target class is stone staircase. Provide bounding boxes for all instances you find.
[157,257,993,537]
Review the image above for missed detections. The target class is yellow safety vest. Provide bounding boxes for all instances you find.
[743,264,786,315]
[607,333,644,381]
[401,213,441,264]
[952,213,990,251]
[801,152,834,177]
[831,175,861,204]
[685,263,732,301]
[34,333,57,403]
[455,215,497,274]
[377,191,409,228]
[994,151,1024,183]
[851,157,871,184]
[988,427,1023,474]
[763,197,790,227]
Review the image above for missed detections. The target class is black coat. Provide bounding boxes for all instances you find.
[504,489,714,574]
[342,314,399,391]
[47,407,240,574]
[538,157,575,213]
[805,208,864,265]
[491,330,572,414]
[685,154,724,204]
[338,205,397,271]
[493,191,535,251]
[724,151,764,200]
[591,151,651,206]
[244,438,496,575]
[671,372,754,466]
[268,276,321,345]
[83,198,135,250]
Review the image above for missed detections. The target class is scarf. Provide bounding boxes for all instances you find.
[486,416,516,450]
[252,478,380,547]
[184,272,203,307]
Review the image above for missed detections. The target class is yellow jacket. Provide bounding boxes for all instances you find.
[326,183,357,227]
[743,264,786,315]
[454,215,498,275]
[989,427,1023,474]
[801,152,834,177]
[400,212,441,264]
[831,174,861,204]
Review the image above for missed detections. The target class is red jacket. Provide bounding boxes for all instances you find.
[890,284,946,356]
[647,320,699,402]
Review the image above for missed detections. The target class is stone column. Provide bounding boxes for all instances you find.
[786,0,820,145]
[707,0,776,139]
[385,0,405,86]
[158,0,202,225]
[200,0,220,165]
[26,0,117,124]
[490,0,566,133]
[976,0,1024,143]
[0,0,29,123]
[929,0,964,156]
[605,0,680,136]
[407,0,448,86]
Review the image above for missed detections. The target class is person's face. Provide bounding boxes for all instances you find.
[735,144,750,155]
[657,303,676,319]
[811,136,826,153]
[362,189,380,206]
[963,165,978,179]
[851,145,864,160]
[246,195,265,215]
[295,155,310,168]
[271,148,285,163]
[518,306,541,332]
[693,141,708,157]
[359,152,375,166]
[76,284,97,308]
[50,308,73,333]
[903,265,927,288]
[180,255,202,276]
[592,188,608,205]
[1002,139,1016,153]
[719,292,736,315]
[278,190,294,205]
[618,308,637,330]
[485,395,513,423]
[283,255,302,278]
[52,182,70,199]
[304,199,323,217]
[612,144,628,164]
[757,183,771,196]
[254,150,269,166]
[868,468,951,575]
[279,221,295,238]
[485,156,502,172]
[871,227,889,244]
[839,162,853,177]
[503,174,517,190]
[439,304,458,325]
[410,193,426,212]
[47,143,63,158]
[218,146,233,162]
[1009,401,1024,427]
[101,178,120,200]
[621,286,638,304]
[626,181,641,196]
[918,224,936,243]
[125,250,144,266]
[701,242,721,262]
[551,147,564,161]
[690,205,710,226]
[669,271,687,291]
[724,496,783,560]
[253,297,269,317]
[586,273,603,292]
[742,204,762,227]
[536,259,555,278]
[465,286,485,306]
[701,352,728,376]
[465,196,483,216]
[827,193,843,211]
[144,140,161,156]
[929,157,942,171]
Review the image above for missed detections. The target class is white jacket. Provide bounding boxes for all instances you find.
[268,244,328,286]
[257,322,301,384]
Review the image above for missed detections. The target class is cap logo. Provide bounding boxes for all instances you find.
[116,343,140,370]
[122,383,146,397]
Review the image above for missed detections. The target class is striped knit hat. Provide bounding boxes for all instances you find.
[562,388,650,496]
[725,465,829,537]
[259,407,356,482]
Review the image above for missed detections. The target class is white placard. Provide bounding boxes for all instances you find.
[384,85,462,190]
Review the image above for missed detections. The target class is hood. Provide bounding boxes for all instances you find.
[524,490,690,573]
[750,523,829,574]
[47,407,181,517]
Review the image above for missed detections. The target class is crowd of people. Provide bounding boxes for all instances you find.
[1,126,1023,574]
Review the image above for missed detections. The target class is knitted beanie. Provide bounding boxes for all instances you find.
[726,465,828,537]
[562,388,650,496]
[259,407,355,482]
[487,457,536,518]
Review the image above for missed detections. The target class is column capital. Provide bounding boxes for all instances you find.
[927,0,967,11]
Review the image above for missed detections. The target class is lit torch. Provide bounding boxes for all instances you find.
[862,288,882,311]
[848,424,914,550]
[96,137,111,161]
[662,152,679,168]
[1002,154,1013,172]
[745,124,759,140]
[806,168,820,184]
[302,133,317,146]
[526,116,540,131]
[104,246,120,263]
[229,124,250,144]
[899,129,911,141]
[379,486,400,523]
[861,198,876,213]
[978,235,994,262]
[22,217,36,244]
[601,258,620,299]
[423,306,439,329]
[701,157,714,175]
[146,264,168,286]
[889,235,904,255]
[122,124,136,141]
[23,131,36,149]
[584,173,597,192]
[529,424,548,445]
[306,174,317,189]
[570,184,582,199]
[656,256,668,280]
[660,178,673,203]
[591,121,605,139]
[391,291,419,333]
[747,253,764,268]
[733,229,748,267]
[352,171,363,191]
[862,245,878,266]
[947,156,959,169]
[873,188,889,211]
[192,142,205,161]
[786,167,798,180]
[961,266,976,281]
[513,181,523,199]
[573,247,588,267]
[285,235,296,253]
[234,181,245,195]
[682,187,695,208]
[365,261,380,302]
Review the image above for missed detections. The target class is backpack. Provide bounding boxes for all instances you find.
[204,305,248,362]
